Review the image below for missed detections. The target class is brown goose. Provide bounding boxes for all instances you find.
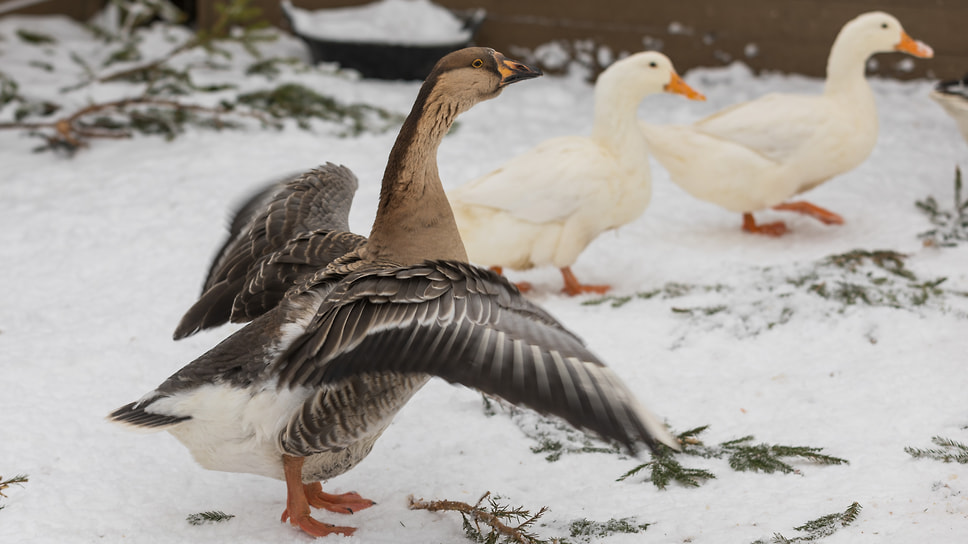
[172,164,365,339]
[109,47,677,539]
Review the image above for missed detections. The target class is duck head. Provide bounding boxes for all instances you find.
[838,11,933,59]
[599,51,705,102]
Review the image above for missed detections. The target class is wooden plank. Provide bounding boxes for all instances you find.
[217,0,967,80]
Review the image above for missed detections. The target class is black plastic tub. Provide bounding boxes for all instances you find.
[283,4,486,81]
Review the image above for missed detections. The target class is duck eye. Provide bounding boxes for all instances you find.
[472,58,484,68]
[881,22,888,29]
[649,61,658,68]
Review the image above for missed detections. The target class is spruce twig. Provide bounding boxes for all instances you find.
[0,96,272,152]
[186,510,236,525]
[905,436,968,464]
[409,492,552,544]
[618,426,847,490]
[753,502,862,543]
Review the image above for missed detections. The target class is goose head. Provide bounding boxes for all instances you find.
[835,11,933,60]
[419,47,543,117]
[597,51,705,105]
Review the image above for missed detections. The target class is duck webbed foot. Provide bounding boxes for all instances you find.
[281,455,359,537]
[742,213,789,236]
[772,201,845,225]
[560,266,610,296]
[304,482,375,514]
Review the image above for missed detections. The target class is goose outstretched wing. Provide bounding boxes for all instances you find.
[277,261,676,454]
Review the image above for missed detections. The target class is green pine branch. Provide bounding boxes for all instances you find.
[905,436,968,464]
[186,510,235,525]
[618,426,847,490]
[753,502,862,543]
[561,517,650,544]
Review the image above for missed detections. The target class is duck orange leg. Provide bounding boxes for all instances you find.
[742,213,788,237]
[772,201,844,225]
[490,266,532,293]
[560,266,610,296]
[280,454,357,537]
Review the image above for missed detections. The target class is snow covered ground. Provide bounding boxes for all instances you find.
[1,12,966,544]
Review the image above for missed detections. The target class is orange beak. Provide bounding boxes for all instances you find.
[494,52,543,87]
[664,72,706,101]
[895,31,934,58]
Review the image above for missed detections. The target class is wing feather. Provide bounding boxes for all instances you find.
[275,261,675,453]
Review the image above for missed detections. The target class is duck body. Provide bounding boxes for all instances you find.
[642,11,933,235]
[111,48,676,539]
[644,87,877,213]
[450,51,703,295]
[452,135,651,271]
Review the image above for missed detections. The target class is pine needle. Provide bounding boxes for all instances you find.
[753,502,862,543]
[905,436,968,464]
[618,426,847,490]
[186,511,236,525]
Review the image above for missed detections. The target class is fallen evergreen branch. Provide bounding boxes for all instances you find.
[562,517,650,543]
[409,492,552,544]
[0,474,29,510]
[905,436,968,464]
[186,510,236,525]
[752,502,862,543]
[0,96,270,153]
[619,426,847,490]
[917,166,968,247]
[236,83,404,135]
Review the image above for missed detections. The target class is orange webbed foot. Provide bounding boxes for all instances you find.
[303,482,375,514]
[772,201,844,225]
[560,267,610,296]
[282,455,362,538]
[281,508,356,537]
[742,213,789,237]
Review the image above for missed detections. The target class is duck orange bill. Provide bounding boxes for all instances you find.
[896,31,934,58]
[495,52,543,87]
[665,72,706,101]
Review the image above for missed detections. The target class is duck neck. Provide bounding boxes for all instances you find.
[365,81,469,265]
[590,76,649,170]
[823,31,874,97]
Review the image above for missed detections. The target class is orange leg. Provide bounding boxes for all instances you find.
[742,213,788,237]
[489,265,532,293]
[280,455,357,537]
[560,266,610,296]
[772,201,844,225]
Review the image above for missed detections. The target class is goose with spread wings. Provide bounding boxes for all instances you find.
[110,47,677,539]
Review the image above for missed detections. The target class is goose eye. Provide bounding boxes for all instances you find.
[472,58,484,68]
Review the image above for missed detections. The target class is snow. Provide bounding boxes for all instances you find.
[2,13,968,544]
[283,0,471,46]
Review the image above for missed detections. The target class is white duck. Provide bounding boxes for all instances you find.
[449,51,704,296]
[641,11,933,236]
